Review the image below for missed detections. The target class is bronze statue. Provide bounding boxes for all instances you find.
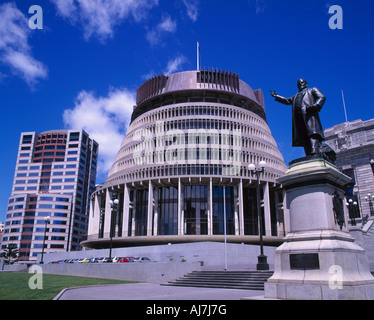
[270,79,326,156]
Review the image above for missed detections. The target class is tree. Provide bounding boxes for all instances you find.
[1,245,19,265]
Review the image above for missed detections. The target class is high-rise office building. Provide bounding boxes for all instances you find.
[1,130,98,261]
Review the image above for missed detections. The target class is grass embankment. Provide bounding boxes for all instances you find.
[0,273,136,300]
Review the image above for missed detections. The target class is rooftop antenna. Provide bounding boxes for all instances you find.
[341,90,348,123]
[197,42,200,71]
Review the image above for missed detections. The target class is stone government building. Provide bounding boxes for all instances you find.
[82,69,288,249]
[324,119,374,223]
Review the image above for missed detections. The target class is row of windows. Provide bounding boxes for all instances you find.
[35,145,67,151]
[4,219,68,227]
[107,162,280,187]
[2,235,65,241]
[8,196,69,204]
[6,212,67,219]
[131,104,265,132]
[13,185,75,192]
[4,226,66,233]
[128,118,270,146]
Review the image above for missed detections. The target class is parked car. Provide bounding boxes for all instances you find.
[79,258,92,263]
[112,257,124,263]
[134,257,152,262]
[91,257,103,263]
[102,257,113,263]
[69,258,80,263]
[117,257,135,263]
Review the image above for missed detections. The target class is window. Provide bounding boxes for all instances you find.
[212,186,235,235]
[50,244,64,249]
[184,186,208,235]
[55,205,68,210]
[22,135,33,144]
[69,132,80,141]
[56,197,69,202]
[39,204,52,209]
[40,196,53,201]
[158,187,178,236]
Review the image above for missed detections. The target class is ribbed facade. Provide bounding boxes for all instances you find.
[84,70,287,249]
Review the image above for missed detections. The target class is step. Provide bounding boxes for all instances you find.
[165,283,265,290]
[162,270,274,291]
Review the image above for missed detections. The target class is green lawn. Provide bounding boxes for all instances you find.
[0,273,136,300]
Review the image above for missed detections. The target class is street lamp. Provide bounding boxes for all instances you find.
[108,194,119,261]
[365,194,374,217]
[346,198,357,226]
[248,161,269,271]
[40,216,50,264]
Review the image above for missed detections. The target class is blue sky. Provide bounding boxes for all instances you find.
[0,0,373,222]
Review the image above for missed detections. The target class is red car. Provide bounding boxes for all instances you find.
[117,257,135,263]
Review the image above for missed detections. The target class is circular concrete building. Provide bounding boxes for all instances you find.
[83,69,287,249]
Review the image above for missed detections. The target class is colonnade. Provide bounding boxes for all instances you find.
[88,178,285,243]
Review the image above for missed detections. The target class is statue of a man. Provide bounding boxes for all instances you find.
[270,79,326,156]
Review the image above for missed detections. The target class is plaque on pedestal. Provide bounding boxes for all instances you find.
[264,158,374,300]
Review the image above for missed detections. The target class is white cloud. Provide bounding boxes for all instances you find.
[146,15,177,46]
[164,55,186,75]
[0,2,47,84]
[51,0,159,41]
[249,0,267,14]
[63,88,136,180]
[182,0,200,22]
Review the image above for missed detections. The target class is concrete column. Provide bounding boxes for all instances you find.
[104,189,112,239]
[263,182,272,236]
[238,179,244,235]
[208,178,213,235]
[88,194,100,238]
[178,178,183,235]
[153,186,159,235]
[234,184,239,235]
[147,181,154,236]
[122,184,130,237]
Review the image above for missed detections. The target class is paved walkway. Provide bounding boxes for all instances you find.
[54,283,263,300]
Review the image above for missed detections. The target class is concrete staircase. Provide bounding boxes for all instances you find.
[162,270,274,291]
[353,219,374,269]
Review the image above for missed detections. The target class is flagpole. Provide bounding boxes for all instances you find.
[342,90,348,123]
[197,42,200,71]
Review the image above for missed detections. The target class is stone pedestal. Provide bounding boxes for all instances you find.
[265,158,374,300]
